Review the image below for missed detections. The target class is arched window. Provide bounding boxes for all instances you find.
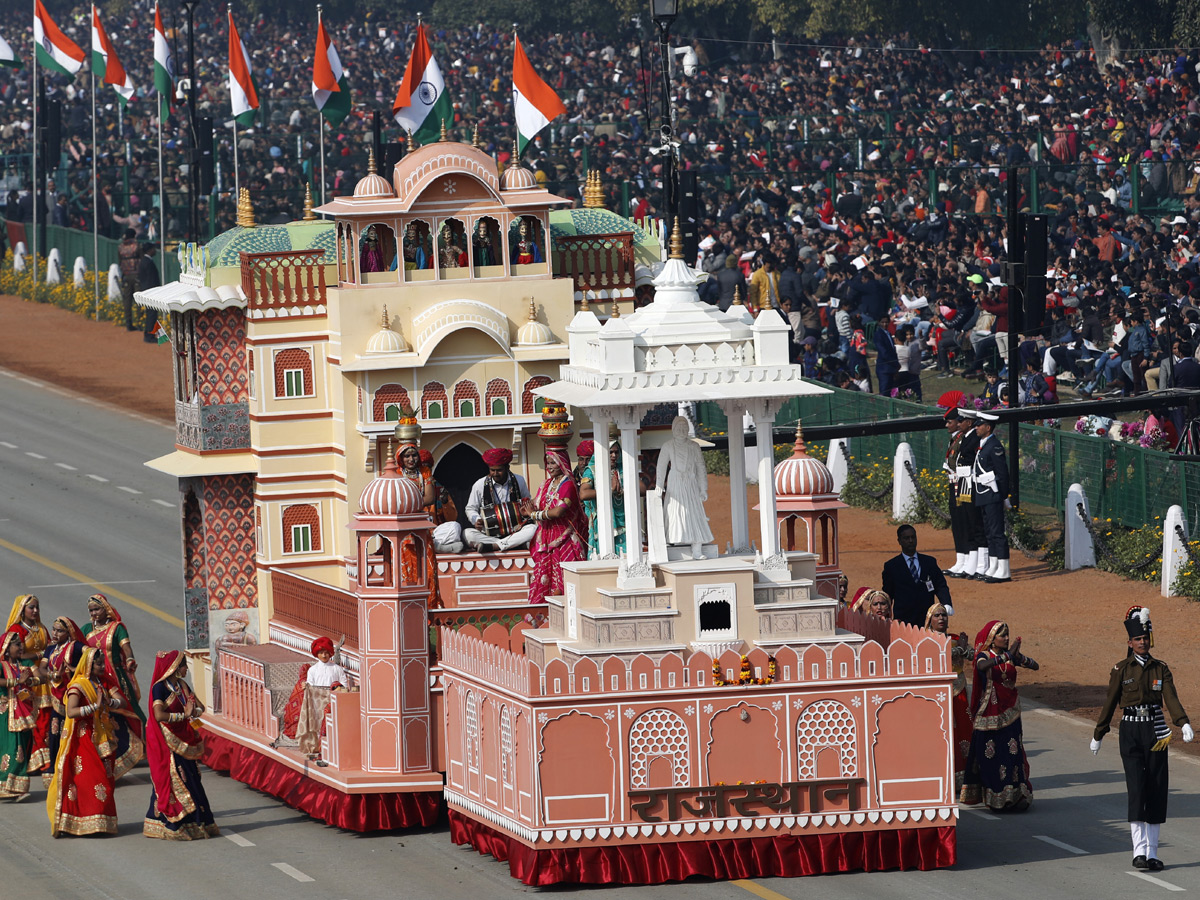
[521,375,552,415]
[273,348,313,398]
[282,504,321,554]
[373,383,411,423]
[485,378,512,416]
[421,381,447,420]
[453,380,480,418]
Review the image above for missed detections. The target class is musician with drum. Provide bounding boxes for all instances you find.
[463,448,537,552]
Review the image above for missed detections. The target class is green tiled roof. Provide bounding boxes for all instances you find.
[549,208,660,264]
[206,221,337,267]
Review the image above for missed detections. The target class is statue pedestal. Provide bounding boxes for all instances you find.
[666,543,719,561]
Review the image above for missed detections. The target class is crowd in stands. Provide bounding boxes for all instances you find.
[5,5,1200,414]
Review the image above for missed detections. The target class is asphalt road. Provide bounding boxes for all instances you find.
[2,368,1199,899]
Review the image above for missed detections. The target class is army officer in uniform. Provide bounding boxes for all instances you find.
[1092,606,1193,871]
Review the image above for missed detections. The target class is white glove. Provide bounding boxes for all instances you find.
[1184,724,1195,743]
[943,604,954,616]
[1090,738,1102,755]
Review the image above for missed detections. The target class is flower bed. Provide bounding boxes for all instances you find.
[0,255,144,326]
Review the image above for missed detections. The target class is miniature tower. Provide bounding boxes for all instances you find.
[350,457,436,774]
[772,420,846,598]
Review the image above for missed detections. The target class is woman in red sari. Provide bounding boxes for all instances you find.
[30,617,86,780]
[46,648,120,836]
[82,593,145,776]
[926,602,972,794]
[960,620,1038,811]
[523,448,588,605]
[144,650,219,840]
[0,629,37,799]
[396,440,442,608]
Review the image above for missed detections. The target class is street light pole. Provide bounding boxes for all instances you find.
[650,0,679,240]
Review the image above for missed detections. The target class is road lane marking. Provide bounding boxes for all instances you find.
[963,808,999,820]
[1033,835,1088,855]
[18,378,38,386]
[0,537,184,628]
[0,441,16,449]
[25,452,46,459]
[272,863,314,883]
[1127,871,1186,891]
[223,828,255,847]
[152,499,174,508]
[55,463,78,471]
[87,474,109,482]
[734,881,794,900]
[117,486,142,494]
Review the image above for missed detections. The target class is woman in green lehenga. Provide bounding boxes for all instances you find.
[81,594,145,776]
[579,440,627,558]
[0,629,38,800]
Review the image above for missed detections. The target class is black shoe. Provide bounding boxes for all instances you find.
[1133,855,1148,869]
[983,575,1012,584]
[1148,858,1164,871]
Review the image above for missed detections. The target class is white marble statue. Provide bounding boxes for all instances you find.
[655,415,714,558]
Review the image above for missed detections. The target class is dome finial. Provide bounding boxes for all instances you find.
[302,182,316,221]
[409,128,419,150]
[440,118,448,142]
[792,419,807,455]
[381,305,390,329]
[237,188,255,228]
[367,147,377,175]
[732,285,743,306]
[528,298,537,321]
[472,122,482,149]
[668,219,685,259]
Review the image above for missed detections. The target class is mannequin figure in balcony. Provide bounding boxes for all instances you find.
[510,218,542,265]
[438,222,467,269]
[472,219,497,268]
[402,222,428,271]
[359,227,385,273]
[656,415,713,559]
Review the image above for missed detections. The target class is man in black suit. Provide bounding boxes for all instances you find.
[881,524,953,627]
[972,411,1011,583]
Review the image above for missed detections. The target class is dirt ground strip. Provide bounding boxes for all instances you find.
[5,290,1200,756]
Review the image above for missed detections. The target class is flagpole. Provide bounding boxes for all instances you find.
[91,4,99,321]
[317,4,326,207]
[233,120,239,207]
[31,0,38,299]
[158,81,165,286]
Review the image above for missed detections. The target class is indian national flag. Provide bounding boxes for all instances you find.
[0,31,20,68]
[512,32,566,156]
[154,2,174,118]
[392,24,451,145]
[227,10,259,127]
[34,0,85,77]
[312,15,350,127]
[91,6,134,106]
[150,320,170,345]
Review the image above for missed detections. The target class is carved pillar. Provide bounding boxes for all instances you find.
[615,405,651,588]
[750,400,781,560]
[593,410,614,558]
[720,400,751,552]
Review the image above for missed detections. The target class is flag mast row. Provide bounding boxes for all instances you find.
[9,9,567,255]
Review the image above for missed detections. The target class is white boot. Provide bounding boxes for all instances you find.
[1132,822,1148,860]
[963,550,978,577]
[989,558,1011,582]
[947,553,966,575]
[974,548,990,579]
[1147,823,1161,863]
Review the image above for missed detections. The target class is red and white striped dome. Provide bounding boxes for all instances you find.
[774,422,834,496]
[359,458,424,516]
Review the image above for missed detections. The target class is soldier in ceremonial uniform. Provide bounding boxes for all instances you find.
[971,411,1011,583]
[1092,606,1194,871]
[943,408,987,579]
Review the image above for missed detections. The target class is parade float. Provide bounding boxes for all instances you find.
[135,136,956,881]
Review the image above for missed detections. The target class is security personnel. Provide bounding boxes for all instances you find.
[971,411,1010,582]
[1092,607,1193,871]
[950,409,989,579]
[942,408,971,577]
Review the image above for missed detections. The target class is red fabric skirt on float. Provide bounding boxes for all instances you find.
[448,810,956,886]
[202,731,442,832]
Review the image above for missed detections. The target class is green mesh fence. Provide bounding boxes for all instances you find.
[698,389,1200,530]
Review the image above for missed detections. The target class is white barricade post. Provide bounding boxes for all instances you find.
[892,442,915,521]
[107,264,122,301]
[73,256,87,286]
[827,438,849,494]
[1064,482,1095,570]
[1162,505,1188,597]
[45,248,61,284]
[13,248,25,272]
